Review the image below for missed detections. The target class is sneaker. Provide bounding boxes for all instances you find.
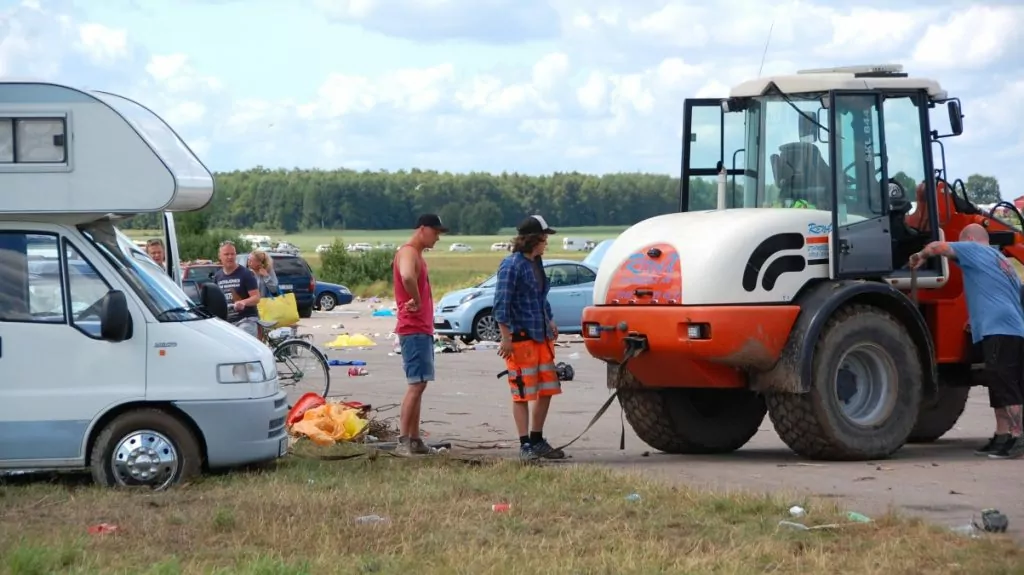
[394,441,413,457]
[975,434,1011,456]
[988,436,1024,460]
[409,437,432,455]
[519,443,539,462]
[529,438,566,460]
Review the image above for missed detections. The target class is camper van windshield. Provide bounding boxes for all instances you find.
[89,91,210,189]
[80,222,207,322]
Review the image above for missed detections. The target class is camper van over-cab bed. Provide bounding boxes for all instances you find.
[0,80,287,490]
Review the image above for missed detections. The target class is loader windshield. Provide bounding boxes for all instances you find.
[750,94,832,209]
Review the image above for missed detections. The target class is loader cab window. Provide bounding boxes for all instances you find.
[763,95,832,210]
[831,94,885,224]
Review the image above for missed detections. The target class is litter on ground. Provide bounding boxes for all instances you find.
[325,334,376,348]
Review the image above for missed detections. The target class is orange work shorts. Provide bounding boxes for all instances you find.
[504,337,562,403]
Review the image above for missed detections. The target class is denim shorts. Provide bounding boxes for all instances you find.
[399,333,435,384]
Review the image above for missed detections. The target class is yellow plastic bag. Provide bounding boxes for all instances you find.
[258,292,299,328]
[290,403,369,445]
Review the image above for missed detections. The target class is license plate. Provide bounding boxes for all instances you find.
[434,315,443,324]
[279,284,293,290]
[278,437,289,457]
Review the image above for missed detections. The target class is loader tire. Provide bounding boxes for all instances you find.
[766,304,921,461]
[618,386,767,455]
[907,377,972,443]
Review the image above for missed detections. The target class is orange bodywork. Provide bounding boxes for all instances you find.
[583,179,1024,389]
[582,305,800,388]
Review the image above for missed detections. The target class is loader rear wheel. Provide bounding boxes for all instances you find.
[618,386,767,454]
[907,381,972,443]
[766,304,921,461]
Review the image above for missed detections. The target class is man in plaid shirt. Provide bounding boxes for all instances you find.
[494,215,566,462]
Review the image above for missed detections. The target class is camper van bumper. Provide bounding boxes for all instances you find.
[173,390,290,468]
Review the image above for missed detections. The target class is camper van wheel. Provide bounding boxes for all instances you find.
[89,409,201,491]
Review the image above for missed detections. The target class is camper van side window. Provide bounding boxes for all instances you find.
[0,117,68,164]
[0,232,65,323]
[63,241,113,339]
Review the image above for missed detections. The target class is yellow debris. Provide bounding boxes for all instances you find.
[325,334,376,348]
[289,403,369,446]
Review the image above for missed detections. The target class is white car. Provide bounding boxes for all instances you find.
[315,244,331,254]
[490,242,511,252]
[449,242,473,252]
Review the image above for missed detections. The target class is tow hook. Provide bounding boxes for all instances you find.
[622,333,649,362]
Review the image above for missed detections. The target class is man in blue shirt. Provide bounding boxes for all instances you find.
[494,215,566,462]
[910,223,1024,459]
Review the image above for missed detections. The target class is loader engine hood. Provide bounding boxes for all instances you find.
[594,208,833,306]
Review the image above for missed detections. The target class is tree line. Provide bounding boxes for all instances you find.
[123,168,1005,237]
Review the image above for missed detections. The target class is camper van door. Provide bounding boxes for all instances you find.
[0,227,147,466]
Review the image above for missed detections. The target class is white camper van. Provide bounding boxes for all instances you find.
[0,81,288,489]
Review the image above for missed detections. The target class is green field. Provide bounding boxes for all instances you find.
[124,226,626,297]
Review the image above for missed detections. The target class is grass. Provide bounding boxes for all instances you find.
[0,449,1019,574]
[125,227,612,297]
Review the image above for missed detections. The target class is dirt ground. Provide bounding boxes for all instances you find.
[305,301,1024,541]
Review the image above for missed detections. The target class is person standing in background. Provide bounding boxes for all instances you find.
[214,241,261,339]
[392,214,447,456]
[248,249,279,297]
[494,215,566,462]
[146,238,166,270]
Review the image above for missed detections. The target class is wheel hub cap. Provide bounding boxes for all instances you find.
[835,344,898,427]
[478,315,499,341]
[112,430,178,489]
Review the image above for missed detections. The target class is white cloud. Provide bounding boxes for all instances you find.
[1,0,1021,196]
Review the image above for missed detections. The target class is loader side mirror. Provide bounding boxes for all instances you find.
[947,101,963,136]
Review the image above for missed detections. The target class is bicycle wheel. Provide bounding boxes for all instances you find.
[274,339,331,406]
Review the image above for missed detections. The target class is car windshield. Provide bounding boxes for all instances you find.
[583,239,614,269]
[476,274,498,288]
[80,221,207,322]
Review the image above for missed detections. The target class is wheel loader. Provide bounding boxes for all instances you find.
[580,64,1024,461]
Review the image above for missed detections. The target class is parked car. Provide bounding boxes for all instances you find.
[315,244,331,254]
[237,252,317,318]
[314,280,353,311]
[449,242,472,252]
[433,258,599,343]
[582,238,615,270]
[490,241,511,251]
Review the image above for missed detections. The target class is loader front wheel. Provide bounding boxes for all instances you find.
[766,304,921,461]
[618,385,767,455]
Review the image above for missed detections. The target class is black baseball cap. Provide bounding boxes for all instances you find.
[516,215,556,235]
[415,213,449,232]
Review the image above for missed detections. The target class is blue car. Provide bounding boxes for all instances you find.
[314,280,353,311]
[433,258,599,343]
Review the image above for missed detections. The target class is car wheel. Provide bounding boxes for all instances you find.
[318,293,337,312]
[471,309,501,342]
[299,305,313,319]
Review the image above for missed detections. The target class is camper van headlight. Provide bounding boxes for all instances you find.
[217,361,266,384]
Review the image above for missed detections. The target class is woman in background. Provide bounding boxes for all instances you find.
[248,249,279,297]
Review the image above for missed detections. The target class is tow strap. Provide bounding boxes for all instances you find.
[296,339,648,461]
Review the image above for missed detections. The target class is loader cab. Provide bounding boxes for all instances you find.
[679,64,964,288]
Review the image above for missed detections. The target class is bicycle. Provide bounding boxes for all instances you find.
[255,319,331,407]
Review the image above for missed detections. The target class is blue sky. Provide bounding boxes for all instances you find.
[1,0,1022,196]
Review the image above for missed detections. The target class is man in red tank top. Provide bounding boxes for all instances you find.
[393,214,447,456]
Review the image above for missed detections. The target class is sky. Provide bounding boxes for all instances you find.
[0,0,1021,196]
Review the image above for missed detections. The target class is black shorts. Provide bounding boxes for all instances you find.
[981,335,1024,409]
